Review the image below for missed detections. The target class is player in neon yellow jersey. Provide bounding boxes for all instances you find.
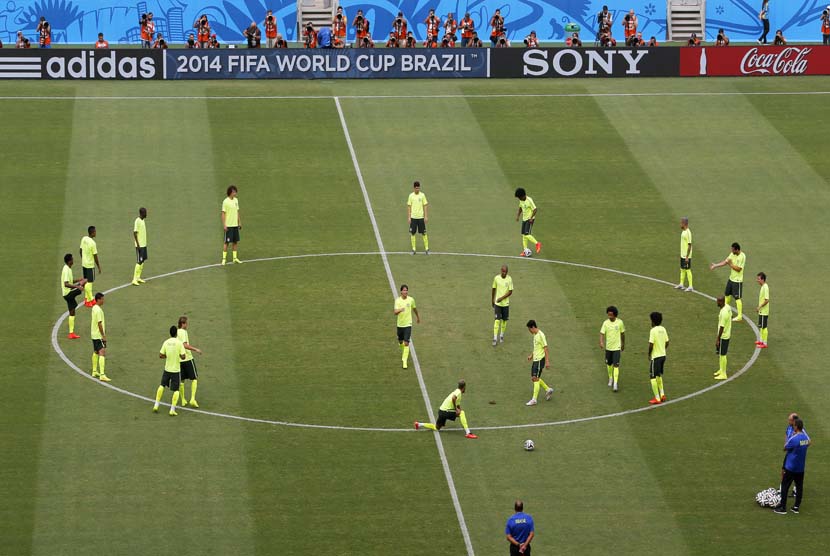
[491,265,513,346]
[647,311,669,404]
[710,242,746,322]
[80,225,102,306]
[714,296,732,380]
[756,272,770,349]
[525,320,554,406]
[407,181,429,255]
[90,292,111,382]
[414,379,478,439]
[221,185,242,265]
[599,306,625,391]
[177,316,203,407]
[60,253,86,339]
[675,217,693,292]
[155,325,187,416]
[515,187,541,256]
[132,207,148,286]
[394,284,420,369]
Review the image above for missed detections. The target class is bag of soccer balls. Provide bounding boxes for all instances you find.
[755,487,781,508]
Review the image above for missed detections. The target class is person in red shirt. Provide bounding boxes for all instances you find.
[648,36,659,46]
[523,30,538,47]
[352,10,370,47]
[444,12,458,42]
[622,10,637,41]
[489,9,504,47]
[386,31,398,48]
[392,11,408,42]
[275,34,288,48]
[146,13,156,48]
[715,28,730,46]
[194,15,210,48]
[209,34,220,48]
[302,22,316,48]
[333,7,347,43]
[405,31,417,48]
[153,33,167,49]
[94,33,109,48]
[459,12,475,46]
[425,9,441,43]
[822,9,830,45]
[264,10,278,48]
[36,17,51,48]
[186,33,200,48]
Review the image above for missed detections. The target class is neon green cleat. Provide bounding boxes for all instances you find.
[190,400,199,408]
[152,405,159,413]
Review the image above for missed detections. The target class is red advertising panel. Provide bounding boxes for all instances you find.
[681,46,830,77]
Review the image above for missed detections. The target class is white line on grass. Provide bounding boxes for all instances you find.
[51,251,760,432]
[4,91,830,101]
[334,96,476,556]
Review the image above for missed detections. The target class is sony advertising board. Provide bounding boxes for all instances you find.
[490,47,681,78]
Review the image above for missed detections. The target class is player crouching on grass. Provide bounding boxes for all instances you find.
[525,320,554,406]
[515,188,541,256]
[414,380,478,439]
[155,326,186,416]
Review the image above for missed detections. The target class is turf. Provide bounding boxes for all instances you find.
[1,77,828,555]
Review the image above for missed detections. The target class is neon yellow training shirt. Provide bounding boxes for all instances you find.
[518,196,536,222]
[395,295,416,327]
[680,228,692,258]
[649,326,669,359]
[222,196,240,227]
[80,236,97,268]
[134,217,147,247]
[407,192,428,219]
[600,319,625,351]
[159,337,185,372]
[177,328,193,362]
[91,305,105,340]
[439,388,462,411]
[758,283,770,316]
[61,264,74,296]
[718,305,732,340]
[727,251,746,282]
[492,274,513,307]
[532,330,548,361]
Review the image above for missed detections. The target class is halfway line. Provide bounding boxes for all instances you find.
[334,97,475,556]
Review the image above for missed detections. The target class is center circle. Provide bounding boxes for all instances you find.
[50,251,760,432]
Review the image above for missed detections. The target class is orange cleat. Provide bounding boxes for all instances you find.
[465,433,478,439]
[84,300,95,307]
[67,333,81,340]
[414,421,419,430]
[519,251,527,257]
[660,394,666,402]
[648,398,662,405]
[535,242,542,254]
[758,342,768,349]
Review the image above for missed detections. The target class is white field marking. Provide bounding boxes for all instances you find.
[51,251,761,430]
[3,90,830,101]
[334,96,476,556]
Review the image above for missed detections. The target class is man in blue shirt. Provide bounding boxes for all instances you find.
[505,500,535,555]
[774,417,810,514]
[317,25,332,48]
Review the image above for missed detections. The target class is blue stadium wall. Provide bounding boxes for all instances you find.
[1,1,826,45]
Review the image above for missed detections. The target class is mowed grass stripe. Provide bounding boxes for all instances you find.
[204,96,465,553]
[33,92,257,555]
[0,92,76,555]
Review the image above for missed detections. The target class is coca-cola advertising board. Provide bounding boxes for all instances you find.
[681,46,830,77]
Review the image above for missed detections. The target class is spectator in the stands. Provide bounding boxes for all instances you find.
[194,14,210,48]
[773,29,787,45]
[302,22,316,48]
[95,32,109,48]
[264,10,278,48]
[687,32,701,46]
[275,34,288,48]
[186,33,199,48]
[715,28,730,46]
[245,21,262,47]
[489,9,505,47]
[459,12,475,46]
[523,30,539,47]
[353,10,370,47]
[392,11,408,43]
[469,31,483,47]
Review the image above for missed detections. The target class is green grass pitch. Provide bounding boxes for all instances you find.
[1,77,828,555]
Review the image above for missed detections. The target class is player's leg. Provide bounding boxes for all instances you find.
[758,315,769,347]
[528,364,541,405]
[133,248,142,285]
[66,292,81,338]
[500,319,508,341]
[655,361,665,400]
[232,241,241,263]
[97,345,110,381]
[189,361,199,406]
[420,220,429,252]
[402,340,410,369]
[793,473,803,510]
[714,340,728,380]
[459,410,476,438]
[169,374,181,416]
[492,318,500,345]
[91,348,99,378]
[605,351,614,386]
[648,359,661,403]
[686,260,693,290]
[733,283,743,321]
[83,267,94,303]
[154,372,168,412]
[222,237,229,265]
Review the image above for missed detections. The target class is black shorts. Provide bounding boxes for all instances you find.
[494,305,510,321]
[160,370,181,391]
[510,543,531,556]
[92,339,106,353]
[521,220,534,236]
[605,350,621,367]
[180,359,198,381]
[397,326,412,343]
[680,257,692,269]
[82,266,95,283]
[224,226,240,244]
[725,280,743,300]
[531,358,545,378]
[436,409,457,427]
[64,289,82,311]
[649,356,665,378]
[718,338,730,356]
[409,218,426,235]
[136,246,148,264]
[758,315,769,329]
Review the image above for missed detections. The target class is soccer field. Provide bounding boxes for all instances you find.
[2,76,828,555]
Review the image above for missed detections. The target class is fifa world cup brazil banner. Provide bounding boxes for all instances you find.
[166,49,488,79]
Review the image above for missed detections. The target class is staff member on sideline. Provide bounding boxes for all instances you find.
[758,1,770,44]
[505,499,535,555]
[774,417,810,514]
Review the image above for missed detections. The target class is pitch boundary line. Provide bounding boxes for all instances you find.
[334,97,475,556]
[51,251,761,431]
[5,90,830,101]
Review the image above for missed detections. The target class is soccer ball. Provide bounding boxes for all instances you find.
[523,439,535,451]
[522,248,532,258]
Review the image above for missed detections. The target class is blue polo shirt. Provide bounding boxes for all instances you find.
[784,431,810,473]
[505,512,534,544]
[317,26,331,47]
[785,424,795,439]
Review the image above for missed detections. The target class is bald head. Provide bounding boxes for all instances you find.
[514,499,523,512]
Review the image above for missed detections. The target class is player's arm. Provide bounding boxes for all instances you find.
[412,307,420,324]
[133,229,139,248]
[159,352,166,359]
[516,206,522,221]
[237,209,241,229]
[500,286,512,303]
[599,332,605,349]
[716,325,723,348]
[648,342,653,360]
[98,320,106,341]
[684,241,691,260]
[491,285,497,306]
[709,256,729,270]
[407,203,411,223]
[728,259,742,272]
[423,202,428,223]
[506,534,520,548]
[620,331,625,351]
[393,303,403,315]
[222,209,227,231]
[543,345,550,368]
[93,253,101,273]
[452,394,460,415]
[183,342,203,355]
[530,207,538,221]
[758,296,769,312]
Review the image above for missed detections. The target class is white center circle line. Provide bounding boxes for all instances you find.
[50,251,761,432]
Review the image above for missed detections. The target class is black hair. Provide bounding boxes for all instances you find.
[757,272,766,281]
[514,187,526,199]
[94,292,104,301]
[88,225,96,234]
[413,181,420,188]
[526,319,537,329]
[514,500,524,512]
[400,284,408,291]
[731,242,741,250]
[606,306,618,317]
[458,379,466,389]
[169,325,178,337]
[227,185,238,196]
[794,417,804,431]
[64,253,73,263]
[650,311,662,326]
